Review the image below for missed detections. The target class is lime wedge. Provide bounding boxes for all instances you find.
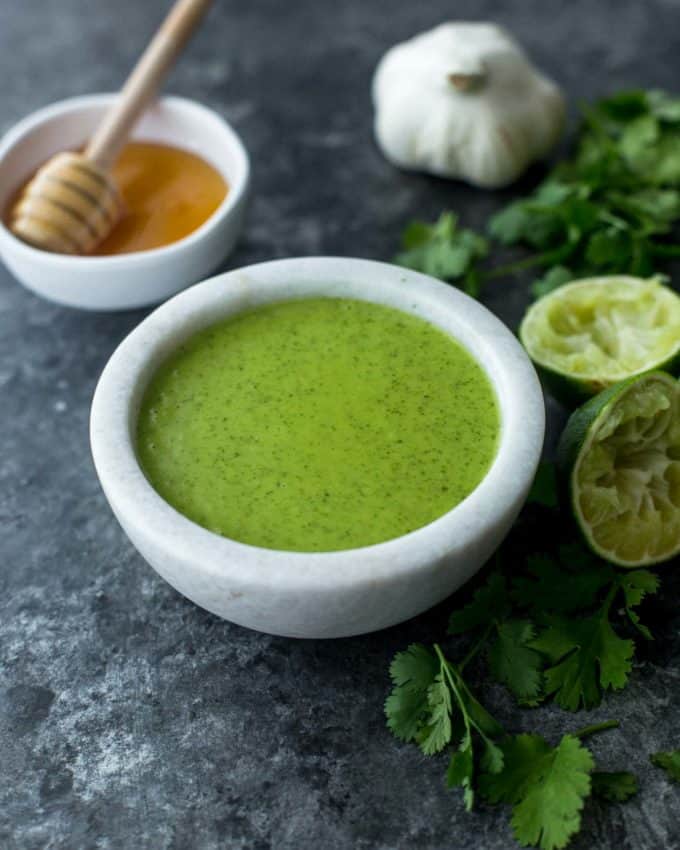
[520,276,680,404]
[558,371,680,567]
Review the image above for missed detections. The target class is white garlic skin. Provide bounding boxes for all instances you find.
[372,22,565,188]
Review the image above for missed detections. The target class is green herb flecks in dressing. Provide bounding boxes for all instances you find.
[137,298,499,552]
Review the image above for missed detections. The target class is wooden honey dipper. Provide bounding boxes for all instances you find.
[9,0,212,255]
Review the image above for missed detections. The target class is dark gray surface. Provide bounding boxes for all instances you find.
[1,1,679,848]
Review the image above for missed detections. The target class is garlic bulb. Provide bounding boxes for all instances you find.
[372,23,565,188]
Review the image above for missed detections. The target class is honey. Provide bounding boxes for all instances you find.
[7,141,228,256]
[91,141,228,255]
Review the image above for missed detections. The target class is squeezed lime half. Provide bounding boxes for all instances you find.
[558,371,680,567]
[520,276,680,404]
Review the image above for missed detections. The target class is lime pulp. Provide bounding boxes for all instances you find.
[520,276,680,403]
[558,371,680,567]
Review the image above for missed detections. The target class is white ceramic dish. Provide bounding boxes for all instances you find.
[0,94,250,311]
[90,257,545,638]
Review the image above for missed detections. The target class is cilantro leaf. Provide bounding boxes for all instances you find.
[585,90,680,186]
[648,90,680,122]
[510,739,593,850]
[388,643,440,691]
[619,113,658,162]
[516,563,656,710]
[446,727,504,811]
[395,212,488,296]
[618,570,660,640]
[531,265,575,299]
[480,737,505,775]
[418,671,454,755]
[447,736,475,810]
[650,750,680,783]
[446,670,504,809]
[625,607,652,641]
[615,188,680,225]
[385,644,439,743]
[512,553,613,615]
[447,573,508,635]
[385,643,456,756]
[456,675,505,740]
[584,228,632,268]
[591,771,638,802]
[384,644,464,756]
[488,202,534,245]
[447,575,544,704]
[618,569,660,607]
[488,619,544,704]
[531,614,633,711]
[595,90,649,122]
[385,642,503,772]
[386,641,505,812]
[480,733,594,850]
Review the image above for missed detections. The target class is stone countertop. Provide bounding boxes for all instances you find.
[1,1,679,848]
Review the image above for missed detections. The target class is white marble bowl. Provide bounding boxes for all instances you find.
[0,95,249,311]
[90,258,545,637]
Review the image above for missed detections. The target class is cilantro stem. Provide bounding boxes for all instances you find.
[601,582,619,618]
[571,719,620,740]
[434,642,474,739]
[434,643,461,690]
[650,243,680,257]
[433,642,448,666]
[485,244,575,280]
[458,621,495,672]
[485,253,549,279]
[435,641,501,749]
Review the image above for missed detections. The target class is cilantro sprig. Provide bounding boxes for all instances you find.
[394,212,488,297]
[386,642,503,808]
[385,461,666,849]
[386,644,633,850]
[591,771,639,803]
[479,725,608,850]
[443,543,660,713]
[650,750,680,783]
[447,573,544,705]
[492,89,680,295]
[395,89,680,299]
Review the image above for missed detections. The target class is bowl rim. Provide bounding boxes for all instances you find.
[90,257,545,593]
[0,93,250,266]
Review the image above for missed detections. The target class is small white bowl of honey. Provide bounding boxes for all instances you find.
[0,94,250,310]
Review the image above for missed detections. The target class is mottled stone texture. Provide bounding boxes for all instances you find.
[1,1,679,848]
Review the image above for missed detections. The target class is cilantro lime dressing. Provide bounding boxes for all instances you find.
[137,298,499,552]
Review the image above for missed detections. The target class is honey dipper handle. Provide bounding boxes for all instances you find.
[85,0,213,170]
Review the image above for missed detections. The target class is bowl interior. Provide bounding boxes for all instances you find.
[0,95,247,228]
